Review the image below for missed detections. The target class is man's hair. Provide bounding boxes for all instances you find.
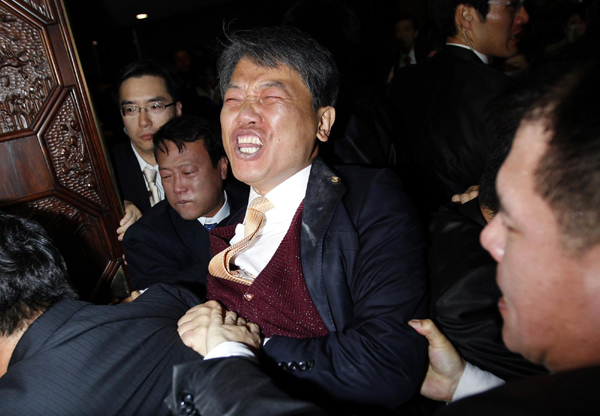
[0,212,77,337]
[217,25,340,112]
[116,59,182,104]
[396,13,419,31]
[431,0,490,37]
[522,61,600,254]
[153,114,225,168]
[478,66,559,213]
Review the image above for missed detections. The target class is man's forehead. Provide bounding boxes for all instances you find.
[119,75,171,101]
[231,58,300,83]
[496,120,551,212]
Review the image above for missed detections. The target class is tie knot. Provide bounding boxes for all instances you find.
[248,196,274,214]
[143,167,157,184]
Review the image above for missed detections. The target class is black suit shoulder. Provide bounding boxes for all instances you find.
[390,46,512,212]
[110,141,152,213]
[123,201,210,296]
[0,284,201,416]
[438,366,600,416]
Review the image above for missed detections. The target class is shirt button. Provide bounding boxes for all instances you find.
[244,292,254,301]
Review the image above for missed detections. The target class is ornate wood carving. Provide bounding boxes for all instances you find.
[44,93,104,206]
[17,0,53,21]
[0,4,55,133]
[0,0,128,303]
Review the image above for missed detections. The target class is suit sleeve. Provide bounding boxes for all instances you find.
[264,169,429,408]
[123,221,208,295]
[170,358,328,416]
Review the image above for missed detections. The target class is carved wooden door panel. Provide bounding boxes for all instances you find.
[0,0,129,303]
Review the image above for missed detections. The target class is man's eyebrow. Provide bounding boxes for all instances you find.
[120,96,169,106]
[260,80,287,90]
[225,80,289,92]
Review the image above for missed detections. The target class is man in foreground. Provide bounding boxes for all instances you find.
[0,212,201,415]
[173,61,600,415]
[411,60,600,413]
[177,25,428,410]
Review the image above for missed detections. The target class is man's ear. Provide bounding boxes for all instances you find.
[218,156,228,181]
[176,101,183,117]
[316,106,336,143]
[456,4,474,31]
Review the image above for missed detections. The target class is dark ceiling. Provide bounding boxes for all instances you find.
[99,0,234,27]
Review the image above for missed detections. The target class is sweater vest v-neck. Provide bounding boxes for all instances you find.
[207,201,329,338]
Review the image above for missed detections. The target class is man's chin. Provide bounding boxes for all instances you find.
[171,204,200,221]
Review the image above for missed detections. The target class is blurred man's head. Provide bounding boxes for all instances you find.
[433,0,529,59]
[153,115,227,220]
[217,26,338,195]
[0,212,77,338]
[481,62,600,372]
[394,14,419,54]
[117,59,183,163]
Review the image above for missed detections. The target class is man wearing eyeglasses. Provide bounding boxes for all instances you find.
[111,59,183,240]
[389,0,529,217]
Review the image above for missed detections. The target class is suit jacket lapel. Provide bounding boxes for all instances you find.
[168,205,210,261]
[300,157,346,331]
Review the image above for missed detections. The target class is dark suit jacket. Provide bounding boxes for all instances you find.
[389,46,512,215]
[111,141,152,213]
[437,366,600,416]
[170,357,327,416]
[0,284,201,416]
[181,157,429,410]
[319,76,399,170]
[123,185,247,296]
[429,199,547,380]
[171,359,600,416]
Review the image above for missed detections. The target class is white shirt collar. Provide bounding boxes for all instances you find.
[446,43,490,64]
[247,164,311,215]
[400,48,417,65]
[131,142,158,171]
[198,191,230,226]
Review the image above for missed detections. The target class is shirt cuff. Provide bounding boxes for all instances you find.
[203,342,258,362]
[452,361,505,402]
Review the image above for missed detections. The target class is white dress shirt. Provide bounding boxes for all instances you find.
[452,361,505,402]
[197,191,230,228]
[229,165,311,278]
[131,142,165,202]
[446,43,490,64]
[399,49,417,68]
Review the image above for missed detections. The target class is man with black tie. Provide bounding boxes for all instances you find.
[390,0,529,217]
[123,115,246,295]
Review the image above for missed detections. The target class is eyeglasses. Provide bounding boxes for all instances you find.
[120,102,175,117]
[488,0,524,13]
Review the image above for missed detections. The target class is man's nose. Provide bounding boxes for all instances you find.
[138,108,151,127]
[517,5,530,25]
[236,98,262,126]
[173,174,186,194]
[480,216,505,263]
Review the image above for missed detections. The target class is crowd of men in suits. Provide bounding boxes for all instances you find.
[1,0,600,415]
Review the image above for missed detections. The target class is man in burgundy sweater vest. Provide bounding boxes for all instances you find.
[175,26,428,412]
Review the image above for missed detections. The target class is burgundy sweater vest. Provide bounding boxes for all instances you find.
[207,202,329,338]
